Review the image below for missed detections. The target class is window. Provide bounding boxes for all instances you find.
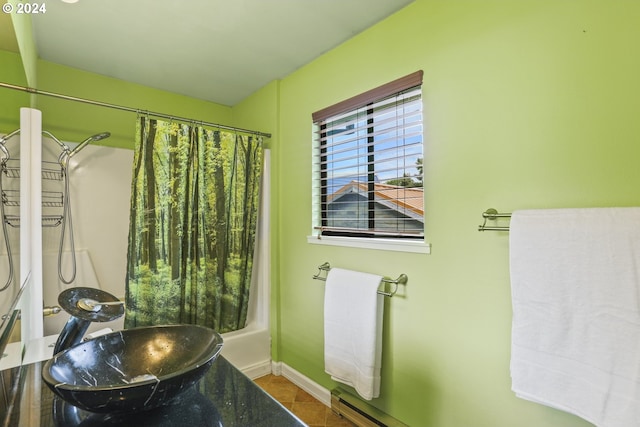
[312,71,424,241]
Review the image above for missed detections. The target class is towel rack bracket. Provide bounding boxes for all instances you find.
[483,208,499,220]
[312,262,407,297]
[479,208,512,232]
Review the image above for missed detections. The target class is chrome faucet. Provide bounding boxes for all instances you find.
[76,298,125,312]
[53,287,125,354]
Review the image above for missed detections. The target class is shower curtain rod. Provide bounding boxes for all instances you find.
[0,81,272,138]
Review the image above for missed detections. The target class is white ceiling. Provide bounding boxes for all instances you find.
[31,0,413,106]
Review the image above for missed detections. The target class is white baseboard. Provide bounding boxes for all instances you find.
[237,359,273,380]
[271,361,332,407]
[271,360,283,376]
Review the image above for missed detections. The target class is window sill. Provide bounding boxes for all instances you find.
[306,234,431,254]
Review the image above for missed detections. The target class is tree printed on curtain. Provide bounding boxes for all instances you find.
[125,117,263,333]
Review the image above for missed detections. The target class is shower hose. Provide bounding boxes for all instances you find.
[0,160,14,292]
[58,164,77,284]
[0,131,18,293]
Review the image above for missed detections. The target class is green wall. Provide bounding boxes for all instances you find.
[35,61,233,149]
[0,50,28,130]
[267,0,640,425]
[2,0,639,425]
[8,0,37,88]
[0,56,234,149]
[232,80,281,359]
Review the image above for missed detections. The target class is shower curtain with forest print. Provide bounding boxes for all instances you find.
[125,117,263,333]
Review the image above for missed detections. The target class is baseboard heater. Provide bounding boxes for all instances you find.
[331,389,409,427]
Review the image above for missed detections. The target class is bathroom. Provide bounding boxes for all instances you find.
[2,1,640,426]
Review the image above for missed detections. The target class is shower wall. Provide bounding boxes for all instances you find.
[41,139,132,336]
[0,133,22,331]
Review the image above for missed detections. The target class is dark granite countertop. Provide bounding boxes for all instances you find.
[3,355,306,427]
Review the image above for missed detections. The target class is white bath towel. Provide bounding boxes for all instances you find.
[509,208,640,427]
[324,267,384,400]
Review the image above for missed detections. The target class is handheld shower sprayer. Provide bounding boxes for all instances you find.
[90,132,111,141]
[56,130,110,285]
[69,132,111,158]
[53,131,111,168]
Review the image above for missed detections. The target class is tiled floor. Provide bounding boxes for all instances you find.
[254,374,356,427]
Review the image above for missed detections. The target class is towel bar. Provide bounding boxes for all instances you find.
[478,208,512,231]
[312,262,407,297]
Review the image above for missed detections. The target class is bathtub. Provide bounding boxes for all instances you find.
[17,246,271,375]
[41,273,271,378]
[18,321,272,378]
[220,323,272,378]
[22,322,272,378]
[35,147,272,378]
[41,235,271,377]
[219,148,272,378]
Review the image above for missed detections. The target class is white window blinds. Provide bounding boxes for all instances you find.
[312,71,424,238]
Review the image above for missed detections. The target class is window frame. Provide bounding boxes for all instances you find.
[309,71,430,253]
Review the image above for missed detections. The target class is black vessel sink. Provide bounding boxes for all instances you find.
[42,324,223,414]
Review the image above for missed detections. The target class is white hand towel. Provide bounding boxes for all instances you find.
[324,267,384,400]
[510,208,640,427]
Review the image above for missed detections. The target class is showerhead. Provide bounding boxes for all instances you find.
[90,132,111,142]
[69,131,111,157]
